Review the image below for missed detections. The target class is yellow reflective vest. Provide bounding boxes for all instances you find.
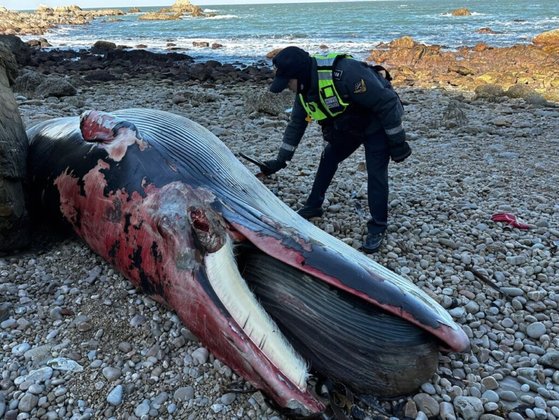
[298,53,351,121]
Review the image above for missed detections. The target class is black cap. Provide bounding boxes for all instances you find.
[269,46,311,93]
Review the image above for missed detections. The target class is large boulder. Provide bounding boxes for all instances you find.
[171,0,204,16]
[0,35,31,65]
[0,43,30,251]
[12,69,46,97]
[91,40,117,54]
[533,28,559,46]
[366,35,559,102]
[450,8,472,16]
[36,76,77,98]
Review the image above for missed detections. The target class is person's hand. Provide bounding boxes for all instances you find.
[389,141,411,163]
[260,159,287,176]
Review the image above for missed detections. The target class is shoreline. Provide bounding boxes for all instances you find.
[1,30,559,420]
[3,28,559,104]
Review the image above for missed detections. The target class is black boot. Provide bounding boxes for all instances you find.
[361,232,385,253]
[297,205,324,219]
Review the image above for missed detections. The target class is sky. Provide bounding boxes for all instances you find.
[2,0,348,12]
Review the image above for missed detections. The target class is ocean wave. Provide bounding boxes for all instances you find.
[439,11,485,17]
[15,0,557,66]
[206,14,239,20]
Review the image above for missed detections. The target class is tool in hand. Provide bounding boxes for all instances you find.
[239,152,272,174]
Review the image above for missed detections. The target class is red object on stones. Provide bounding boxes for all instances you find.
[491,213,531,230]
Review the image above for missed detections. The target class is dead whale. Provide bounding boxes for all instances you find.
[26,108,469,415]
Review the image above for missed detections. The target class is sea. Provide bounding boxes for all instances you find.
[20,0,559,65]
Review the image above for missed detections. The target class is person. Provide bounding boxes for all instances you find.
[262,46,411,253]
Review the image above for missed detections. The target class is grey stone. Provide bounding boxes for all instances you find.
[174,386,194,402]
[27,384,44,394]
[134,400,150,417]
[481,376,499,390]
[191,347,209,365]
[404,400,418,418]
[221,393,236,405]
[454,396,484,420]
[413,393,439,417]
[482,390,500,403]
[526,322,546,339]
[499,390,518,402]
[439,401,456,420]
[11,342,31,356]
[501,287,524,297]
[23,345,52,364]
[36,76,77,98]
[480,415,505,420]
[18,367,53,384]
[18,392,38,412]
[106,385,123,406]
[540,351,559,369]
[102,367,121,381]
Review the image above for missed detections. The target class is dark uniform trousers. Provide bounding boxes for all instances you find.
[304,125,390,235]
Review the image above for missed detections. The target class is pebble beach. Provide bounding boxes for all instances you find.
[1,52,559,420]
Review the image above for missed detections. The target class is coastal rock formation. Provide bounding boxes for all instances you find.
[367,34,559,102]
[0,35,30,65]
[6,43,271,98]
[0,43,29,251]
[139,0,205,21]
[171,0,204,16]
[138,11,182,21]
[450,8,472,16]
[0,5,125,36]
[533,28,559,46]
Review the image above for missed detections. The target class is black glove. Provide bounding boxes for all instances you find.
[389,141,412,163]
[260,159,287,176]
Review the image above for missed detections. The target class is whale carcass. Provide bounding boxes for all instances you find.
[26,108,470,415]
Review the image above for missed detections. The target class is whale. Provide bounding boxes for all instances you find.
[26,108,470,415]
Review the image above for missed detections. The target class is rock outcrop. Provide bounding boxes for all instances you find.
[533,28,559,46]
[0,42,29,252]
[450,8,472,16]
[171,0,204,17]
[0,5,125,35]
[140,0,205,21]
[367,33,559,102]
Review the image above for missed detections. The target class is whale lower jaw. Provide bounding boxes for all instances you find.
[205,237,309,391]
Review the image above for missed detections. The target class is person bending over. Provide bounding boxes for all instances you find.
[263,46,411,253]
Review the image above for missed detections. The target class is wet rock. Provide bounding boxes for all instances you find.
[533,29,559,46]
[18,392,38,412]
[454,396,484,420]
[0,43,30,251]
[450,8,472,16]
[413,393,440,417]
[539,351,559,369]
[36,76,77,98]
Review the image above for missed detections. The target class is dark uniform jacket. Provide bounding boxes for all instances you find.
[279,56,405,158]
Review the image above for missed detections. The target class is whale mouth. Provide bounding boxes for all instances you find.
[204,238,309,391]
[206,239,440,399]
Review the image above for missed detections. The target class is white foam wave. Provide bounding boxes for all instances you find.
[29,34,376,65]
[439,11,485,17]
[206,14,239,20]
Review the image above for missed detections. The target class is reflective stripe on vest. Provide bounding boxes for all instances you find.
[299,53,351,121]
